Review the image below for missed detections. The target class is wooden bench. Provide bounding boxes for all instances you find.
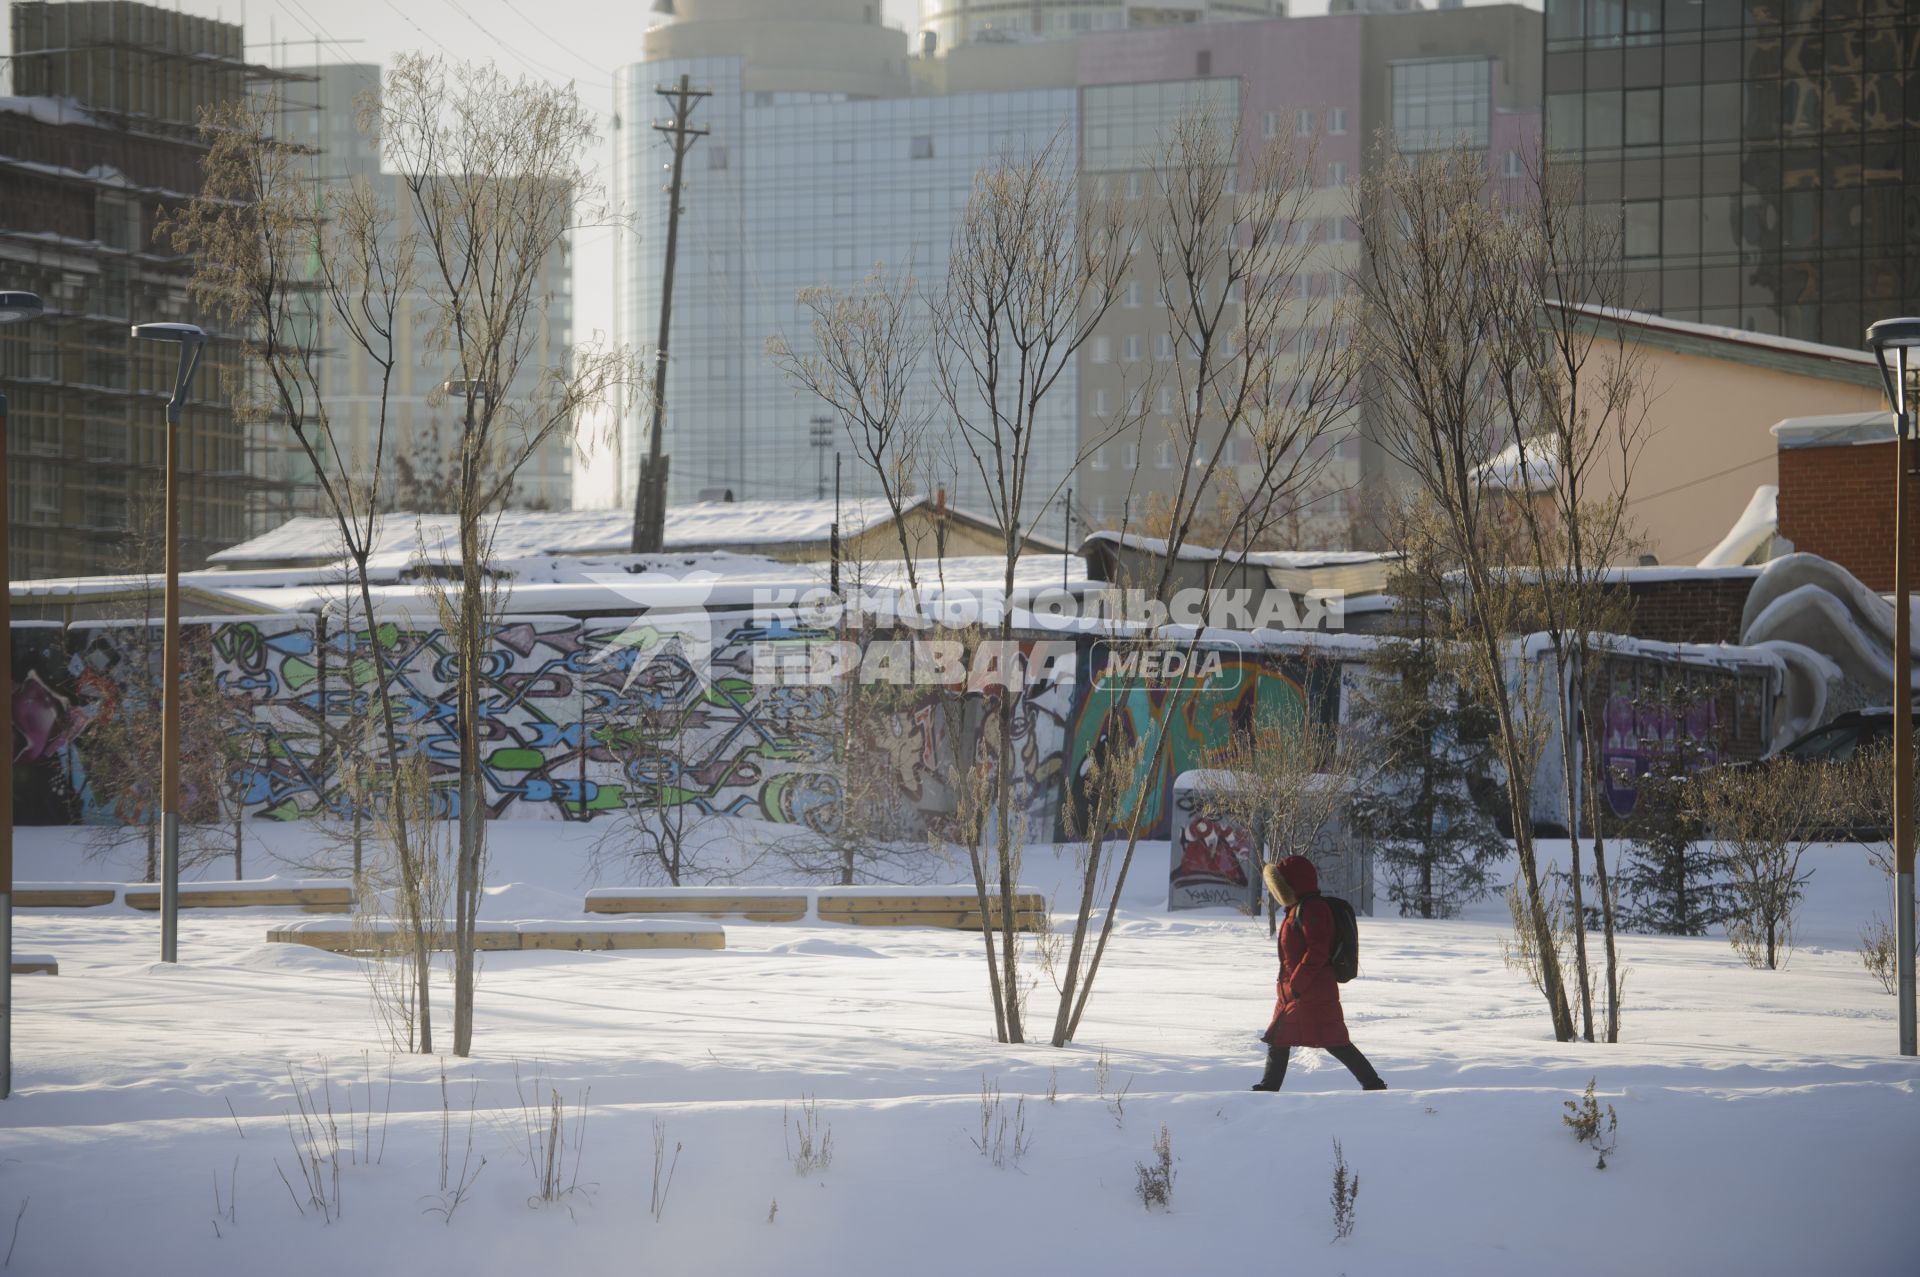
[125,879,353,913]
[816,888,1048,932]
[12,955,58,975]
[585,887,809,923]
[15,885,117,908]
[268,918,725,955]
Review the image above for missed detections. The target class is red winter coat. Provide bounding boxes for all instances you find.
[1260,855,1350,1049]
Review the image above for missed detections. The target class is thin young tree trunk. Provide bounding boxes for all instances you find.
[1582,703,1621,1041]
[1554,644,1595,1042]
[354,562,432,1055]
[1465,561,1574,1041]
[964,816,1008,1042]
[452,503,484,1057]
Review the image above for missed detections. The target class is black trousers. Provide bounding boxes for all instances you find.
[1257,1042,1385,1091]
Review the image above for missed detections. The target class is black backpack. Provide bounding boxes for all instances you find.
[1311,893,1360,983]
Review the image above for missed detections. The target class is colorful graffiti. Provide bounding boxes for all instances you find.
[1586,653,1770,818]
[1168,774,1255,912]
[1060,643,1340,840]
[8,614,1081,835]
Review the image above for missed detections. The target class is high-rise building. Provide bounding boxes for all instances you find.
[270,64,576,514]
[919,1,1285,49]
[1543,0,1920,348]
[0,1,303,576]
[616,1,1540,543]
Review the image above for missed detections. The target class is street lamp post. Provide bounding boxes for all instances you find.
[0,290,46,1097]
[809,416,834,501]
[1867,316,1920,1057]
[131,322,206,965]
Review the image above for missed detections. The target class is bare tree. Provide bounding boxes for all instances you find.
[1193,686,1365,936]
[1691,760,1820,970]
[379,55,634,1056]
[161,95,440,1048]
[1047,110,1354,1046]
[769,264,932,589]
[1491,152,1652,1043]
[1348,139,1577,1040]
[926,135,1134,1043]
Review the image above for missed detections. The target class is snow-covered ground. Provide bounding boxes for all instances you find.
[2,823,1914,1276]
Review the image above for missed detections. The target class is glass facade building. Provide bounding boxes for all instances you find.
[1544,0,1920,345]
[615,55,1076,515]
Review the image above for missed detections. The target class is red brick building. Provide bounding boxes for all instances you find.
[1774,412,1916,593]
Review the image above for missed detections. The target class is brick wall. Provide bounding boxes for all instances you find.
[1776,440,1919,593]
[1622,576,1758,644]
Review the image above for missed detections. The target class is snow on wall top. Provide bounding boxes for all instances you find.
[1769,411,1896,450]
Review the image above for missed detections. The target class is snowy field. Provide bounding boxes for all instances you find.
[2,823,1915,1276]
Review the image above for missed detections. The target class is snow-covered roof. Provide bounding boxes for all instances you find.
[209,499,940,569]
[1472,438,1556,493]
[14,550,1100,621]
[1547,301,1878,375]
[1698,485,1780,568]
[1769,411,1896,450]
[1078,530,1394,571]
[0,95,102,128]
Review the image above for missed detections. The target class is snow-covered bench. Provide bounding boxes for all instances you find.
[815,887,1048,932]
[14,882,118,908]
[585,886,810,922]
[12,954,58,975]
[267,917,725,955]
[124,878,353,913]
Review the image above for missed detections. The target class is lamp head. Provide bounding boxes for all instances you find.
[0,291,44,324]
[1867,317,1920,419]
[131,321,206,345]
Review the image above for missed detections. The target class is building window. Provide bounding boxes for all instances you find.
[1091,447,1109,471]
[1155,333,1174,361]
[1093,388,1111,414]
[1623,200,1659,259]
[1295,109,1315,137]
[833,139,853,163]
[1158,385,1174,414]
[911,135,934,160]
[1263,110,1280,138]
[1126,173,1143,200]
[1091,335,1112,364]
[1156,439,1176,469]
[1122,334,1143,361]
[1502,150,1522,178]
[1390,58,1491,151]
[1123,280,1141,308]
[1327,161,1347,187]
[1327,107,1347,136]
[707,145,729,170]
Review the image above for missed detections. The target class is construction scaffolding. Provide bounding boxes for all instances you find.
[0,1,317,579]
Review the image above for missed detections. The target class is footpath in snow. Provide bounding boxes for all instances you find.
[0,822,1914,1277]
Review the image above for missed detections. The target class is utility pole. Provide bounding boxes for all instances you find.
[631,74,709,554]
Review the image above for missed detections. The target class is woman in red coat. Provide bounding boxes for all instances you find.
[1252,855,1387,1092]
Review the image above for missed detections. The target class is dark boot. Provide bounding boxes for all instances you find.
[1250,1044,1290,1092]
[1330,1042,1387,1090]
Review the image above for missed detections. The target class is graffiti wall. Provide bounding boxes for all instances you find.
[6,614,1081,838]
[1060,642,1344,841]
